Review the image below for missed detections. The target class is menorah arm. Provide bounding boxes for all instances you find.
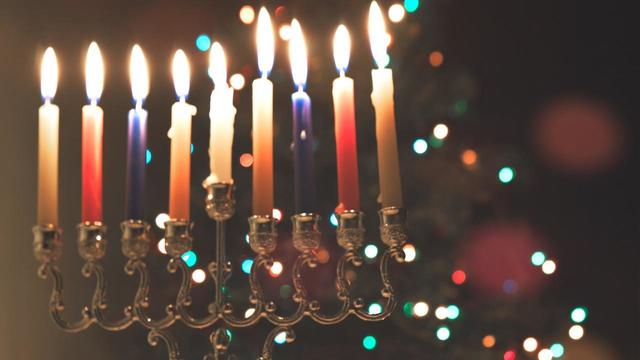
[86,261,136,331]
[148,329,182,360]
[130,259,177,329]
[258,326,296,360]
[221,254,272,327]
[265,251,315,326]
[353,246,403,321]
[174,258,220,329]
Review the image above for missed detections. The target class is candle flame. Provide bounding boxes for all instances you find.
[130,44,149,104]
[85,42,104,103]
[333,25,351,74]
[368,1,389,69]
[172,49,190,99]
[256,7,274,76]
[40,47,58,101]
[288,19,307,89]
[209,42,228,88]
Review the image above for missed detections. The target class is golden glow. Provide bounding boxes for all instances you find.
[523,337,538,352]
[191,269,206,283]
[279,24,292,41]
[40,47,58,101]
[172,49,190,99]
[209,42,228,88]
[85,42,104,102]
[542,259,557,274]
[482,335,496,348]
[568,325,584,340]
[368,1,389,68]
[129,45,149,103]
[433,123,449,139]
[230,73,246,90]
[388,4,406,23]
[402,243,416,262]
[333,25,351,74]
[435,306,448,320]
[239,5,255,25]
[269,261,283,277]
[412,301,429,317]
[256,7,275,76]
[288,19,307,88]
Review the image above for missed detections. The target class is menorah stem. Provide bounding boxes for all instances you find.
[215,219,226,307]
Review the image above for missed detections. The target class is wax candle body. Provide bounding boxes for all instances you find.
[292,90,316,214]
[169,101,196,220]
[82,104,104,222]
[38,102,59,225]
[332,76,360,211]
[208,85,236,184]
[125,107,147,220]
[371,68,402,208]
[252,78,274,215]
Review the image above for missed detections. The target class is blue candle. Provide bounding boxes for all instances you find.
[125,45,149,220]
[289,19,316,214]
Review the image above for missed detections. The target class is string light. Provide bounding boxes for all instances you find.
[195,34,211,52]
[403,0,420,13]
[155,213,170,229]
[279,24,292,41]
[241,258,254,274]
[191,269,206,283]
[157,238,167,255]
[542,260,557,275]
[523,337,538,352]
[272,208,283,223]
[433,124,449,139]
[550,343,565,358]
[446,305,460,320]
[145,149,152,164]
[498,167,515,184]
[239,153,253,167]
[329,213,339,227]
[274,331,287,345]
[531,251,546,266]
[434,306,448,320]
[538,348,553,360]
[368,302,383,315]
[568,325,584,340]
[402,243,416,262]
[429,51,444,67]
[451,270,467,285]
[315,247,330,264]
[388,4,406,23]
[461,149,477,166]
[181,251,197,268]
[362,335,377,350]
[244,308,256,318]
[503,350,516,360]
[570,307,588,323]
[364,244,379,259]
[436,326,451,341]
[230,73,245,90]
[269,261,283,277]
[412,138,428,155]
[239,5,255,24]
[412,301,429,317]
[482,335,496,348]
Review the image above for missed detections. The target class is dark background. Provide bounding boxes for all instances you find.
[0,0,636,359]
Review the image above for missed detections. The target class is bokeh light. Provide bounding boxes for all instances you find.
[550,343,565,358]
[157,238,167,255]
[269,261,283,277]
[568,325,584,340]
[402,302,414,317]
[241,258,254,274]
[362,335,377,350]
[461,149,477,166]
[274,331,287,345]
[315,247,330,264]
[279,24,292,41]
[245,234,250,244]
[279,284,292,299]
[239,5,255,24]
[195,34,211,52]
[433,124,449,139]
[434,306,448,320]
[272,208,283,222]
[498,167,515,184]
[571,307,588,323]
[523,337,538,352]
[191,143,195,154]
[446,305,460,320]
[155,213,170,229]
[436,326,451,341]
[230,73,245,90]
[329,213,339,227]
[482,335,496,348]
[146,149,152,165]
[531,251,546,266]
[502,279,519,295]
[504,350,516,360]
[404,0,420,13]
[368,302,383,315]
[191,268,206,284]
[402,243,416,262]
[538,348,553,360]
[542,260,557,275]
[388,4,406,23]
[364,244,379,259]
[429,51,444,68]
[412,138,428,155]
[181,251,197,268]
[244,308,255,318]
[452,270,467,285]
[412,301,429,317]
[239,153,253,167]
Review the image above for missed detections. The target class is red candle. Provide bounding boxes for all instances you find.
[332,25,360,212]
[81,42,105,222]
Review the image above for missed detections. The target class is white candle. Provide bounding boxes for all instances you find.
[206,42,236,185]
[38,47,59,226]
[169,50,197,220]
[369,1,403,208]
[252,7,275,216]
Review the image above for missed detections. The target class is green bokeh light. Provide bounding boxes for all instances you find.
[550,343,565,358]
[181,251,197,267]
[362,335,377,350]
[368,302,383,315]
[436,326,451,341]
[498,167,515,184]
[531,251,546,266]
[571,307,588,323]
[446,305,460,320]
[402,302,414,317]
[404,0,420,13]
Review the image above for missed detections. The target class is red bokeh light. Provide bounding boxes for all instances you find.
[503,350,516,360]
[452,270,467,285]
[239,153,253,167]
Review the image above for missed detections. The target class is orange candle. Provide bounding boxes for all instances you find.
[332,25,360,212]
[38,47,59,225]
[168,50,196,220]
[81,42,105,222]
[252,8,275,216]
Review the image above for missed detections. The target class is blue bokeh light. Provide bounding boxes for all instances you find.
[146,149,152,165]
[195,34,211,52]
[241,258,254,274]
[329,213,338,227]
[412,138,428,155]
[181,251,197,268]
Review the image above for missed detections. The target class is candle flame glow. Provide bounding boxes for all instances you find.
[172,49,190,100]
[209,42,228,88]
[333,25,351,75]
[256,7,274,77]
[288,19,307,89]
[368,1,389,69]
[40,47,58,101]
[85,42,104,103]
[129,45,149,104]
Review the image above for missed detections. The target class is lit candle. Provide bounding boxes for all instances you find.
[125,45,149,220]
[289,19,316,214]
[82,42,105,222]
[252,7,275,216]
[369,2,403,208]
[332,25,360,212]
[168,50,197,220]
[38,47,59,226]
[205,42,236,186]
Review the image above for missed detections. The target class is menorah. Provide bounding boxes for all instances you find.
[32,182,407,359]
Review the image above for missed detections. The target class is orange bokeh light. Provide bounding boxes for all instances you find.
[482,335,496,348]
[239,153,254,167]
[429,51,444,68]
[461,149,478,166]
[315,248,330,264]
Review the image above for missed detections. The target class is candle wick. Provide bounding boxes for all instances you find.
[339,69,346,77]
[179,96,186,103]
[90,99,97,106]
[136,100,143,110]
[261,71,268,80]
[297,85,304,93]
[44,98,52,105]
